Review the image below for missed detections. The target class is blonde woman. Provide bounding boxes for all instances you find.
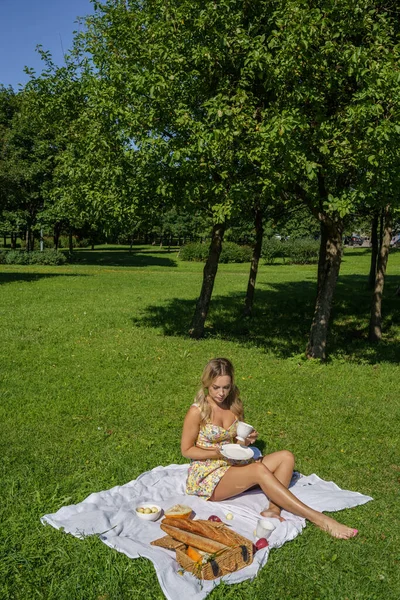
[181,358,358,539]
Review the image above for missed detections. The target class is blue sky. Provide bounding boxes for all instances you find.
[0,0,95,90]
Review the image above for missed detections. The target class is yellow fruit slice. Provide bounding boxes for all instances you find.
[186,546,203,563]
[164,504,193,519]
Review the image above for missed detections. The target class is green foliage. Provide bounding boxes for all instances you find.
[284,238,320,265]
[178,242,209,262]
[2,249,67,265]
[179,241,252,263]
[220,242,253,264]
[261,237,285,264]
[262,237,320,265]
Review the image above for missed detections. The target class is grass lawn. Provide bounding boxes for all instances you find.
[1,245,399,599]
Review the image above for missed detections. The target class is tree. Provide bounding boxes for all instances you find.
[368,204,392,341]
[0,85,57,250]
[258,0,400,358]
[73,0,297,337]
[22,46,145,252]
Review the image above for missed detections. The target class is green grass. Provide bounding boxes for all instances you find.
[1,245,400,599]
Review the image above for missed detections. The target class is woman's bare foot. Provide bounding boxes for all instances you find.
[260,508,286,522]
[315,514,358,539]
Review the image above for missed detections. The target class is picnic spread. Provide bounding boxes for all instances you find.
[41,464,372,600]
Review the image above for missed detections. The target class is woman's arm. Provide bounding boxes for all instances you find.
[181,406,222,460]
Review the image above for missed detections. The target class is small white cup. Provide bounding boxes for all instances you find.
[236,421,254,444]
[256,518,277,540]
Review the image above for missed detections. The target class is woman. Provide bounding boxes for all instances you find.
[181,357,357,539]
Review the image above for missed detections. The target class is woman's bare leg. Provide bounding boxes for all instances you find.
[259,450,295,520]
[209,462,357,539]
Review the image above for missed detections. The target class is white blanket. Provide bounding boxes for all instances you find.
[41,464,372,600]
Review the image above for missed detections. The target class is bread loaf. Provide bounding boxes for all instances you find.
[162,517,238,547]
[160,524,228,554]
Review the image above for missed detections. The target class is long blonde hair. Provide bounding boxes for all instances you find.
[194,358,244,424]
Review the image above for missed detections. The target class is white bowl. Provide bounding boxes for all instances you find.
[135,503,162,521]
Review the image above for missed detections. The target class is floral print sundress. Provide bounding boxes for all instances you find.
[185,407,254,500]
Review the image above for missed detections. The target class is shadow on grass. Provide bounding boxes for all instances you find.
[0,272,89,286]
[132,273,400,363]
[70,246,178,268]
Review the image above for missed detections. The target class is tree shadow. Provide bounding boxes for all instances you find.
[0,272,89,286]
[132,273,400,363]
[71,246,178,268]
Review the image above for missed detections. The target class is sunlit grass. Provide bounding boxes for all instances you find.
[1,246,399,599]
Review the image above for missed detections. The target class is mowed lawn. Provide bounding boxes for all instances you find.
[1,246,399,600]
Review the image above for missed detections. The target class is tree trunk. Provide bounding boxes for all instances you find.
[25,228,31,252]
[368,206,392,342]
[189,222,225,338]
[379,208,384,252]
[306,219,343,360]
[11,233,16,249]
[368,212,379,289]
[69,231,74,254]
[53,223,61,249]
[3,235,6,247]
[243,208,263,317]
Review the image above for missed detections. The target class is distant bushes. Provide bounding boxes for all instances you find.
[179,239,319,264]
[261,237,284,264]
[179,241,253,263]
[262,237,319,265]
[284,238,320,264]
[179,242,209,262]
[220,242,253,263]
[0,249,67,265]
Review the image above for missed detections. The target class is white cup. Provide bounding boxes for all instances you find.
[256,518,277,540]
[236,421,254,444]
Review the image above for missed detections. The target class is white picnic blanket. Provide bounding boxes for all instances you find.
[41,464,372,600]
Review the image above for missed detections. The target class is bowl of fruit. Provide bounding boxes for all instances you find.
[135,503,162,521]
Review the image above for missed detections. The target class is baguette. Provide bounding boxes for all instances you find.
[162,517,238,548]
[160,524,228,554]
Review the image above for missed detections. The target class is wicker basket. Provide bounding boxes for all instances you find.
[180,525,253,580]
[176,541,252,580]
[151,522,254,580]
[151,535,183,551]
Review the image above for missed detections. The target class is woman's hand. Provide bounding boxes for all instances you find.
[243,429,258,447]
[215,444,225,459]
[237,429,258,446]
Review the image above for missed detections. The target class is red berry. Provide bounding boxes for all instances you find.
[208,515,222,522]
[255,538,269,551]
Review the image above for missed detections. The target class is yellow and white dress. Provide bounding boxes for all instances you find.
[185,416,253,500]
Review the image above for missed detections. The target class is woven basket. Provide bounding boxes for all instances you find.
[175,526,253,580]
[151,535,183,551]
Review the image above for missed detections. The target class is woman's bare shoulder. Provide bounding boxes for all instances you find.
[184,404,202,422]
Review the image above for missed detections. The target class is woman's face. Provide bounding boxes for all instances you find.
[207,375,232,405]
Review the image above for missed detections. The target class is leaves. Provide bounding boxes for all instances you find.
[3,0,400,241]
